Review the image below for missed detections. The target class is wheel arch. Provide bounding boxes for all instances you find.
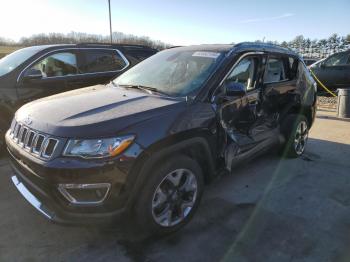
[125,131,218,208]
[280,103,315,128]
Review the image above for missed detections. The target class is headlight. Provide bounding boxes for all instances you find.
[63,135,135,159]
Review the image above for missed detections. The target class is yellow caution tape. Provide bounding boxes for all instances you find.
[310,69,337,97]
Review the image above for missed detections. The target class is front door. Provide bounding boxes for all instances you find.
[16,50,81,105]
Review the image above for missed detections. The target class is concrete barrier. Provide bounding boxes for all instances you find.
[337,89,350,118]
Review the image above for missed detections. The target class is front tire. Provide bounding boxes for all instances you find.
[281,114,309,158]
[134,155,204,235]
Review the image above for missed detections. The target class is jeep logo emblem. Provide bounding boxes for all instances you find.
[24,116,33,126]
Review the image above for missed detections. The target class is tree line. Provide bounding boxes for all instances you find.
[1,32,349,57]
[265,34,350,59]
[0,31,172,50]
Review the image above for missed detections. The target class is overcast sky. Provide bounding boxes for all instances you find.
[0,0,349,45]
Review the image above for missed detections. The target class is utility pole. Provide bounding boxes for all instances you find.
[108,0,113,44]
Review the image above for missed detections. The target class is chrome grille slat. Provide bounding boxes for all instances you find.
[10,120,16,136]
[32,134,45,155]
[14,124,21,141]
[42,138,59,159]
[24,131,36,149]
[19,127,28,146]
[9,120,59,160]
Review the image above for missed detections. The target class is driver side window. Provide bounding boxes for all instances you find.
[226,57,258,91]
[28,52,79,78]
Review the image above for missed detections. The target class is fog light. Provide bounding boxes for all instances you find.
[58,183,111,205]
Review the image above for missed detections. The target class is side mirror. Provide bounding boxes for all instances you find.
[224,81,246,96]
[23,69,43,82]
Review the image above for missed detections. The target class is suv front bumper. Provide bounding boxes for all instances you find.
[6,132,142,224]
[9,153,127,224]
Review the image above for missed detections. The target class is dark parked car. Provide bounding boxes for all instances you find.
[6,43,317,235]
[310,50,350,91]
[0,43,158,150]
[303,58,318,66]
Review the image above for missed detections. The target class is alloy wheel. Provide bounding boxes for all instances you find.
[151,168,198,227]
[294,120,308,155]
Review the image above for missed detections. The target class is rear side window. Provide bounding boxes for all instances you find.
[30,52,79,78]
[264,58,287,83]
[81,49,128,73]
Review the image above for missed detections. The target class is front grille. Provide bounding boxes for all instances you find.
[9,121,59,160]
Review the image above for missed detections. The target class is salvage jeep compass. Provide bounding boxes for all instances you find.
[6,43,317,235]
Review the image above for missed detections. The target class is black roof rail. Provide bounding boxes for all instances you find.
[76,42,112,46]
[76,42,157,50]
[230,42,298,56]
[167,46,183,49]
[120,45,159,51]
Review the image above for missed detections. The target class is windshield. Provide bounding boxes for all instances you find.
[0,47,43,77]
[113,49,225,97]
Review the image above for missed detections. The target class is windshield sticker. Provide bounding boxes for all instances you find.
[192,51,220,59]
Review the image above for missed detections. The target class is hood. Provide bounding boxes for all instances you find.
[16,85,186,138]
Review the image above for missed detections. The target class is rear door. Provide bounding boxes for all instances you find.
[66,48,130,89]
[262,55,298,123]
[17,49,80,104]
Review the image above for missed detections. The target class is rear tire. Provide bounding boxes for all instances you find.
[134,155,204,236]
[281,114,309,158]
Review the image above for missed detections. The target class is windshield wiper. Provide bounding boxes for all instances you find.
[117,84,167,96]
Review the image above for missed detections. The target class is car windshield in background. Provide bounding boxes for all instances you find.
[113,49,225,97]
[0,46,43,77]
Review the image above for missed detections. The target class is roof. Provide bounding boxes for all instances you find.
[22,43,158,52]
[172,42,299,57]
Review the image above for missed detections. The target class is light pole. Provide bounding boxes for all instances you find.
[108,0,113,44]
